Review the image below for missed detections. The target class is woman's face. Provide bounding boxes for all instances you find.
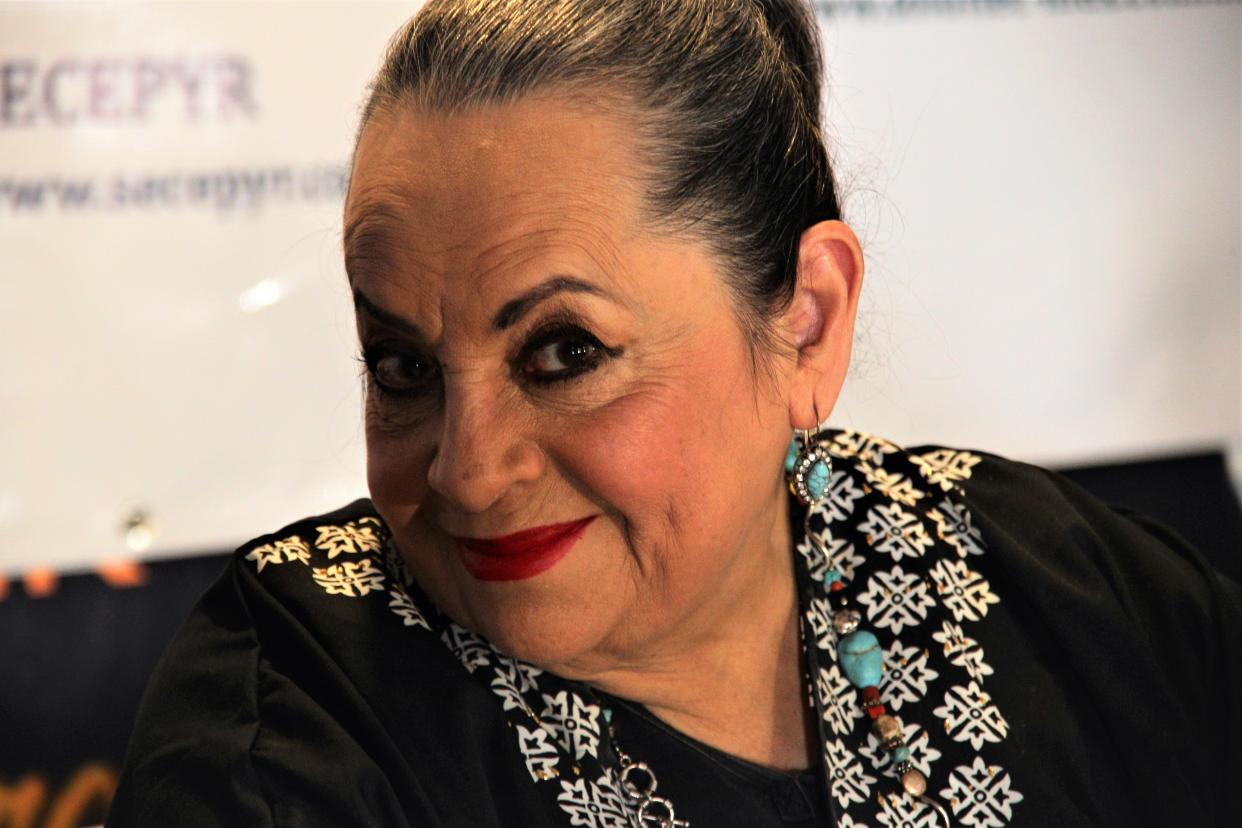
[344,93,800,675]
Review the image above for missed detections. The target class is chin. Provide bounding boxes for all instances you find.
[464,591,610,675]
[390,511,627,673]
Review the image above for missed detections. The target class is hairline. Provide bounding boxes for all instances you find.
[344,81,793,398]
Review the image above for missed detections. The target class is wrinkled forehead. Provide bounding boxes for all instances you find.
[342,96,653,295]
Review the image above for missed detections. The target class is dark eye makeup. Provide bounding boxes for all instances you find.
[355,312,622,401]
[355,345,437,399]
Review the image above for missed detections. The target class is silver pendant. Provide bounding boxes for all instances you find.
[615,745,690,828]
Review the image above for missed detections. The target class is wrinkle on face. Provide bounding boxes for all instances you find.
[348,100,644,273]
[345,92,796,680]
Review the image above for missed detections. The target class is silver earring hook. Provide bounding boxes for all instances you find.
[799,399,823,450]
[798,397,833,560]
[877,791,954,828]
[918,794,954,826]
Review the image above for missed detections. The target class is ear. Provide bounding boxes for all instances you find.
[779,219,865,431]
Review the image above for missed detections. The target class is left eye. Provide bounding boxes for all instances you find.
[524,336,599,377]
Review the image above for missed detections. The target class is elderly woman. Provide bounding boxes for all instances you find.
[108,1,1241,826]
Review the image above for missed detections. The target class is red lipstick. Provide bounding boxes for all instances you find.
[452,515,597,582]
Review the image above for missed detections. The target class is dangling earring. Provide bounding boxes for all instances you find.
[786,405,955,825]
[785,402,835,566]
[785,401,833,506]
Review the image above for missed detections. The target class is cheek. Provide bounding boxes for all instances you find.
[365,414,434,518]
[579,388,694,506]
[557,353,752,559]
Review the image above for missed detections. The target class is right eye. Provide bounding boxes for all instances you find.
[358,346,437,397]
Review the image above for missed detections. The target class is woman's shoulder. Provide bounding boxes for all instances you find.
[223,495,458,663]
[232,496,396,598]
[235,496,387,571]
[822,427,1242,653]
[826,427,1214,566]
[109,499,475,825]
[822,429,1242,824]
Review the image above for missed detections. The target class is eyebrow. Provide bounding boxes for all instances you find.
[353,289,427,341]
[352,275,610,339]
[491,276,607,330]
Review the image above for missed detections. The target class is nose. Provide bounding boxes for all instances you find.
[425,378,545,515]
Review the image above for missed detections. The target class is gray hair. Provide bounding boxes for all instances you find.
[354,0,842,382]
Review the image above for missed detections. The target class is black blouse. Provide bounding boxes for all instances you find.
[107,429,1242,827]
[595,689,830,825]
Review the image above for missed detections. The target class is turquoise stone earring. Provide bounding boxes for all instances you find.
[787,415,954,825]
[787,425,833,503]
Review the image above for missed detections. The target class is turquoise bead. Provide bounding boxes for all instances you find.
[806,458,831,499]
[784,440,799,474]
[837,630,884,688]
[603,708,612,724]
[824,569,843,586]
[892,745,911,762]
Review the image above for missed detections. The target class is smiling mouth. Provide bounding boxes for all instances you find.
[452,515,597,581]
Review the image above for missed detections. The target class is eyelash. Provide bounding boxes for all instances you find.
[355,320,620,401]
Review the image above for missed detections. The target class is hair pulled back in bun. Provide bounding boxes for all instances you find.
[754,0,826,124]
[357,0,841,379]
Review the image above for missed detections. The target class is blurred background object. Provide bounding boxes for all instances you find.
[1,1,1238,825]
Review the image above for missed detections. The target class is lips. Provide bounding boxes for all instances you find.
[452,515,597,582]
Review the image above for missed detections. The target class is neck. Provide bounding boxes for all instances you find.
[583,488,817,771]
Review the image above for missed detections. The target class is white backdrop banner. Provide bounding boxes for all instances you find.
[2,0,1238,573]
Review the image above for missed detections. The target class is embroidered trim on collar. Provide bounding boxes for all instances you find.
[241,429,1024,827]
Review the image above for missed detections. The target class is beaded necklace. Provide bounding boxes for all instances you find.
[791,430,953,824]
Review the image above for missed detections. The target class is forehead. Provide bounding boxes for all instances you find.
[343,93,653,289]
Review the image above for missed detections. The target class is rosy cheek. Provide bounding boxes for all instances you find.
[560,387,696,512]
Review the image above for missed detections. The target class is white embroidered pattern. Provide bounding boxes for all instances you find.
[440,622,491,674]
[930,559,1000,623]
[805,595,836,650]
[858,462,927,508]
[826,737,878,808]
[832,431,901,465]
[827,535,867,583]
[910,449,982,492]
[516,723,563,782]
[539,690,603,760]
[933,682,1010,751]
[311,558,386,597]
[818,664,863,737]
[245,536,310,571]
[932,620,994,684]
[929,497,987,558]
[556,773,632,828]
[313,518,382,558]
[491,657,544,715]
[878,640,940,709]
[387,586,431,630]
[856,565,938,634]
[860,503,935,562]
[939,757,1023,827]
[876,791,943,828]
[817,470,868,523]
